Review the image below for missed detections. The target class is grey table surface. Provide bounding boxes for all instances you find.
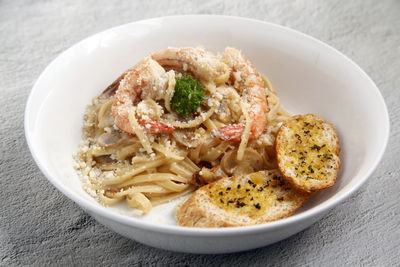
[1,0,399,266]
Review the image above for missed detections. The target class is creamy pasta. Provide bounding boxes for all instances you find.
[74,47,290,214]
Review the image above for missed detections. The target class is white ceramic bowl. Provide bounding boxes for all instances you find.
[25,15,389,253]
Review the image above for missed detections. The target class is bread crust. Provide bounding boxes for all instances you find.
[275,114,340,193]
[176,170,310,227]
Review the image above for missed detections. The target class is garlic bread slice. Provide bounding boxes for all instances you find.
[176,170,309,227]
[276,114,340,193]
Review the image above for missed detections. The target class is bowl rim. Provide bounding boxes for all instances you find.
[25,14,390,236]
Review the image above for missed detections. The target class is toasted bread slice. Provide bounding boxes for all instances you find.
[176,170,310,227]
[276,114,340,193]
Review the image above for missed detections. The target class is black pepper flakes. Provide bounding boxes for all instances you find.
[308,165,314,173]
[237,184,241,189]
[254,203,261,209]
[236,201,246,208]
[311,144,325,151]
[295,133,302,143]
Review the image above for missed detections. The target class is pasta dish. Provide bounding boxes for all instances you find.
[74,47,290,214]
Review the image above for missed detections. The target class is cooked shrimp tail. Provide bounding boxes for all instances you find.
[139,118,175,134]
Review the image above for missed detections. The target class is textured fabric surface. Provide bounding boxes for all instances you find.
[1,0,399,265]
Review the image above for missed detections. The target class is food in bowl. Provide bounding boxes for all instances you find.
[74,47,340,226]
[276,114,340,193]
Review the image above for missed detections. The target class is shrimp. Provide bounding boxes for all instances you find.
[211,47,269,141]
[151,47,230,86]
[111,57,175,135]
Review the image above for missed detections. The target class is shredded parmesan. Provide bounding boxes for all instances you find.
[128,108,153,154]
